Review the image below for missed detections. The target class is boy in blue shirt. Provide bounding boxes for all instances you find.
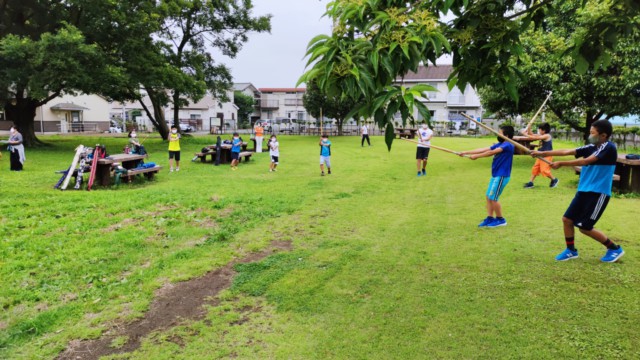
[460,125,515,228]
[230,132,242,170]
[531,120,624,263]
[319,134,332,176]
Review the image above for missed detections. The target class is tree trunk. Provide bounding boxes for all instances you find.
[172,92,181,129]
[4,99,44,147]
[142,89,169,140]
[337,118,344,136]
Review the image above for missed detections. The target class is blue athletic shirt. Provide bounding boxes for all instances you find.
[231,138,242,153]
[575,141,617,196]
[320,140,331,156]
[490,142,515,177]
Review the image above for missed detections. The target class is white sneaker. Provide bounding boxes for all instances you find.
[176,167,180,172]
[170,168,174,172]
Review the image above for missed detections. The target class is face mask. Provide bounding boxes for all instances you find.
[171,130,177,134]
[131,133,137,138]
[234,137,238,140]
[588,135,599,144]
[422,125,428,130]
[10,128,16,134]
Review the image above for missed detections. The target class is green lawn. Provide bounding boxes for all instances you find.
[1,134,638,359]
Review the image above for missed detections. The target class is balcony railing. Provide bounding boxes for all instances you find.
[260,100,279,109]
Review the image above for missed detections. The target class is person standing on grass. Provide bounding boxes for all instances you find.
[416,123,433,177]
[268,135,279,172]
[361,123,371,147]
[254,122,264,153]
[523,123,559,189]
[167,126,181,172]
[531,120,624,263]
[3,126,25,171]
[230,132,242,170]
[459,125,515,228]
[319,134,332,176]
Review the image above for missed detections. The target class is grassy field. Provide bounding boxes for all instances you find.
[1,134,638,359]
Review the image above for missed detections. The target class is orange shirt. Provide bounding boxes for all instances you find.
[255,126,264,137]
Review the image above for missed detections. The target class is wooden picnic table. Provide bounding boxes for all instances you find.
[199,142,249,164]
[96,153,147,186]
[616,154,640,193]
[396,128,417,139]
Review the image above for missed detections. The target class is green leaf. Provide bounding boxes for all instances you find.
[385,121,395,151]
[575,55,589,74]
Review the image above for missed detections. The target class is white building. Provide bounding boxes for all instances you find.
[257,88,309,122]
[232,83,261,123]
[35,94,112,133]
[396,64,483,134]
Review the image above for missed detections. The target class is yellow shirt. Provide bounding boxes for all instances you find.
[168,133,180,151]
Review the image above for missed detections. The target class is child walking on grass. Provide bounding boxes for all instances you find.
[319,134,331,176]
[531,120,624,263]
[268,135,279,172]
[168,126,181,172]
[230,132,241,170]
[459,125,515,228]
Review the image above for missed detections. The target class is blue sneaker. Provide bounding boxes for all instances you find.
[555,248,579,261]
[601,246,625,263]
[487,218,507,227]
[478,217,495,227]
[417,172,422,177]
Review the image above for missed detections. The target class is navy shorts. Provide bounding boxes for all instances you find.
[271,155,279,164]
[416,147,430,160]
[168,151,180,161]
[231,152,240,161]
[564,191,610,231]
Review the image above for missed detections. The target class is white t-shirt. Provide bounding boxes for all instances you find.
[361,125,368,135]
[269,140,279,156]
[417,128,433,148]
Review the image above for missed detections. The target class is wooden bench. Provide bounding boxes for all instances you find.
[194,151,216,162]
[573,166,620,181]
[238,151,253,162]
[123,165,162,182]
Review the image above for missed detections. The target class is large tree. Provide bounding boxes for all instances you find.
[479,0,640,141]
[234,90,255,129]
[303,80,359,136]
[151,0,270,134]
[298,0,640,150]
[0,1,145,146]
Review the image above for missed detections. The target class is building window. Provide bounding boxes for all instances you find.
[425,82,438,100]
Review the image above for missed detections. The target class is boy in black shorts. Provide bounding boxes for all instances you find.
[532,120,624,262]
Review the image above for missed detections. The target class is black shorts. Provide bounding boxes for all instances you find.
[231,152,240,161]
[416,147,430,160]
[564,191,610,231]
[169,151,181,160]
[271,155,279,164]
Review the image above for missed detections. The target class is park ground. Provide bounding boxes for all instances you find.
[0,134,639,359]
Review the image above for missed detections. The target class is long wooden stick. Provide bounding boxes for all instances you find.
[320,108,323,137]
[523,91,553,133]
[461,113,553,165]
[400,138,470,157]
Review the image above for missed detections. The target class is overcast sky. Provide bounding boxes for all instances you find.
[214,0,332,89]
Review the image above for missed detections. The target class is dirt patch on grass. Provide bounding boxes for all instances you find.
[57,240,292,360]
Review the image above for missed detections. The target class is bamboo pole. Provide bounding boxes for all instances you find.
[461,113,553,165]
[400,138,469,157]
[523,91,553,134]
